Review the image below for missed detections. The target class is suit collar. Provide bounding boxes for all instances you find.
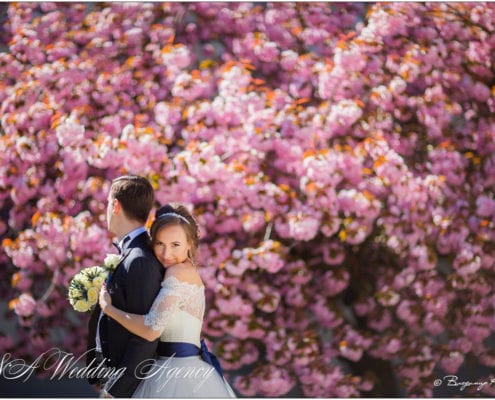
[119,226,146,249]
[110,231,150,278]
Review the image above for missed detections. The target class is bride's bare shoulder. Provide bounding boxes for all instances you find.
[166,262,203,286]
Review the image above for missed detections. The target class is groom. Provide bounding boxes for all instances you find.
[87,175,164,397]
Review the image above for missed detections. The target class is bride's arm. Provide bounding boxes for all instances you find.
[99,283,174,342]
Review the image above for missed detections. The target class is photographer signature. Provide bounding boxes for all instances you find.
[434,375,495,391]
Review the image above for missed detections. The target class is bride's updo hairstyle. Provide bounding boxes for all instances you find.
[149,203,200,262]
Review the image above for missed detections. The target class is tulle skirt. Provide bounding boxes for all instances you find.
[133,355,236,398]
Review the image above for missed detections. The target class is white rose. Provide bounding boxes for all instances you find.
[103,254,121,271]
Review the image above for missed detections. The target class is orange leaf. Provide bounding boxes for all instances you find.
[336,39,347,49]
[362,190,374,200]
[240,59,256,71]
[296,98,310,105]
[2,238,13,248]
[50,111,63,129]
[305,182,318,193]
[233,163,245,172]
[399,69,409,80]
[161,44,172,53]
[373,155,386,169]
[265,90,276,101]
[31,211,41,226]
[292,26,303,35]
[341,31,357,41]
[303,149,315,159]
[223,60,237,71]
[8,298,19,310]
[11,272,21,287]
[245,176,256,186]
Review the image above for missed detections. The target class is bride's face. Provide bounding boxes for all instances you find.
[153,224,191,267]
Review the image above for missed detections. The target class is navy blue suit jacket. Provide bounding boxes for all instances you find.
[87,232,164,397]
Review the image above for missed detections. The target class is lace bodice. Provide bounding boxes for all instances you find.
[144,275,205,347]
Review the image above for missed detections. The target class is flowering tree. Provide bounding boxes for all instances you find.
[2,2,495,396]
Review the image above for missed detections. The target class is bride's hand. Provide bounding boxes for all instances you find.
[99,283,112,312]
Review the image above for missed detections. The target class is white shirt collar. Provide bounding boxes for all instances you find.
[119,226,146,249]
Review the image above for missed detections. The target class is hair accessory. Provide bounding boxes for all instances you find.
[157,212,190,224]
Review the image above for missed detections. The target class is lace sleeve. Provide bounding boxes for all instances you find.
[143,275,205,333]
[143,281,180,332]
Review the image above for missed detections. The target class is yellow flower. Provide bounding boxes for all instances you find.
[68,259,115,312]
[74,299,91,312]
[87,287,98,304]
[92,276,105,287]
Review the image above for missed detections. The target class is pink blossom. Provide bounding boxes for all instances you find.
[385,338,401,354]
[256,365,296,396]
[254,40,279,63]
[280,50,298,71]
[286,211,321,241]
[2,3,495,397]
[13,293,36,317]
[354,297,376,317]
[368,309,393,332]
[311,295,342,328]
[476,195,495,217]
[453,247,481,276]
[215,294,253,317]
[321,269,349,297]
[233,375,258,397]
[440,351,464,374]
[328,99,363,133]
[284,285,307,308]
[397,300,419,324]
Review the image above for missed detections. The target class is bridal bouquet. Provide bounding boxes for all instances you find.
[68,254,120,312]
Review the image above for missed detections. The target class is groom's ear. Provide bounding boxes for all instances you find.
[113,198,122,214]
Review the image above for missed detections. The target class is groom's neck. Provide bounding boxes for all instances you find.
[115,220,143,241]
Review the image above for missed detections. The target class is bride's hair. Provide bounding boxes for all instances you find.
[149,203,200,262]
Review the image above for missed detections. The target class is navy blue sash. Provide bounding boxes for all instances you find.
[157,340,224,378]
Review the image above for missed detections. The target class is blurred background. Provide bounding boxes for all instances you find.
[1,2,495,397]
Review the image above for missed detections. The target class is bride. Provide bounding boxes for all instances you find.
[98,203,236,398]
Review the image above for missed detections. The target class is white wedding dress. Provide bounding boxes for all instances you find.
[132,275,236,398]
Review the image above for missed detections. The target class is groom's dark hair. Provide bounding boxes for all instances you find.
[110,175,154,223]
